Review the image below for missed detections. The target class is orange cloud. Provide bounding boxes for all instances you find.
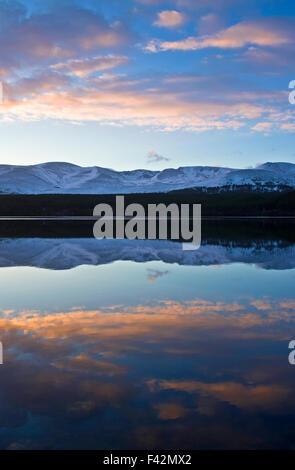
[0,294,294,449]
[149,379,294,412]
[1,296,294,350]
[53,353,128,376]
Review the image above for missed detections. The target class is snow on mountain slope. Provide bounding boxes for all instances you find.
[0,161,294,194]
[218,168,291,189]
[257,162,295,176]
[0,238,293,270]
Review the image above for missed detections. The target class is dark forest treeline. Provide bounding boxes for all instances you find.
[0,189,294,216]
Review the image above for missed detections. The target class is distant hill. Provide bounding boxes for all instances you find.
[0,161,295,194]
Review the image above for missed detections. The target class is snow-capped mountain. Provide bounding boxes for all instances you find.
[0,161,294,194]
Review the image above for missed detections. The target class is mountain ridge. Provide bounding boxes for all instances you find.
[0,161,294,194]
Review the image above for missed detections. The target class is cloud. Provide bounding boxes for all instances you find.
[197,13,225,35]
[251,122,273,135]
[250,108,295,134]
[0,4,293,135]
[0,80,270,132]
[241,46,295,70]
[136,0,166,4]
[145,18,294,52]
[154,10,187,28]
[136,0,243,7]
[280,122,295,132]
[52,55,129,77]
[0,1,131,75]
[146,149,170,163]
[3,69,289,133]
[176,0,239,6]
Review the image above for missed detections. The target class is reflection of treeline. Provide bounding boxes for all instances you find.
[202,218,295,244]
[0,190,295,216]
[0,217,294,243]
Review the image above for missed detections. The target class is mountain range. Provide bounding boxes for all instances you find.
[0,161,294,194]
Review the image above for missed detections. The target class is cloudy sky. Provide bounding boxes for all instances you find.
[0,0,295,170]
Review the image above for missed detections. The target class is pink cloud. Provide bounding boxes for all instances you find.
[0,3,131,74]
[146,18,294,51]
[3,66,291,134]
[251,122,273,134]
[280,123,295,132]
[0,3,292,137]
[154,10,187,28]
[1,75,265,132]
[53,55,129,77]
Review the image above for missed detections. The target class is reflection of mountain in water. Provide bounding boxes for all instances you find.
[0,238,294,270]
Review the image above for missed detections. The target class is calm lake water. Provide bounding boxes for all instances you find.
[0,220,295,450]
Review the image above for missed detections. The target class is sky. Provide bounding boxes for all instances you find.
[0,0,295,170]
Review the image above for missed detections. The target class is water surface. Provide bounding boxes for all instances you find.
[0,220,295,450]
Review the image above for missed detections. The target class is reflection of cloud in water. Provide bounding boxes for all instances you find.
[2,297,295,342]
[148,379,294,413]
[1,296,295,449]
[154,403,188,420]
[147,269,169,283]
